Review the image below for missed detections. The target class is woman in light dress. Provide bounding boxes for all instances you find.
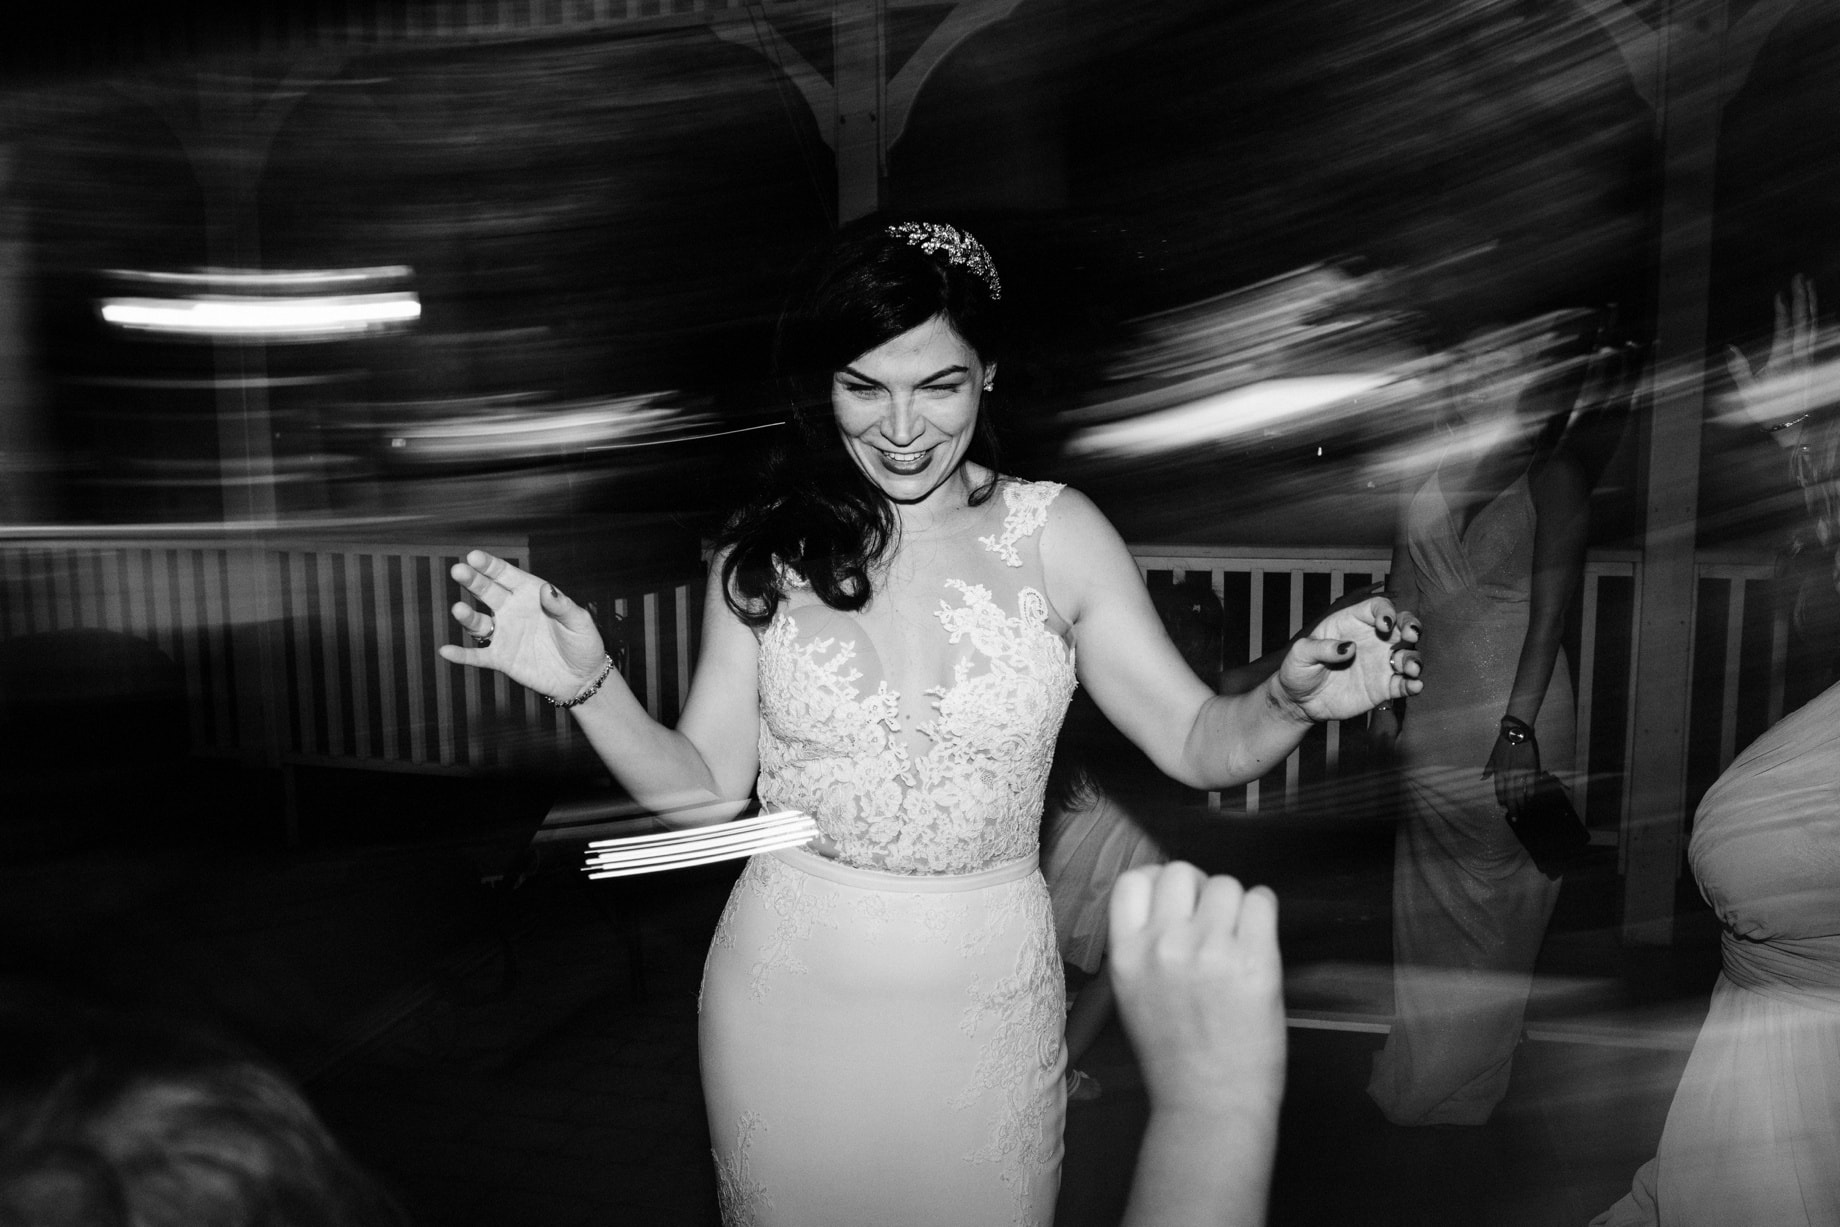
[1364,322,1602,1128]
[1593,276,1840,1226]
[441,220,1421,1225]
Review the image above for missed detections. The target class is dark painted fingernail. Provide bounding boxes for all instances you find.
[1339,640,1354,655]
[1379,617,1394,634]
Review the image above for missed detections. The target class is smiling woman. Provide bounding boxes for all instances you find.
[830,316,991,511]
[439,217,1422,1226]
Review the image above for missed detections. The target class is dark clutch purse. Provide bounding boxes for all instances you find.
[1506,768,1590,880]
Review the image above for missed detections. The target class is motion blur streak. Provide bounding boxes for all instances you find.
[99,292,421,337]
[1067,374,1397,457]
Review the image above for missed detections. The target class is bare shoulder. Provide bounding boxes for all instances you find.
[1038,484,1138,622]
[1038,483,1120,546]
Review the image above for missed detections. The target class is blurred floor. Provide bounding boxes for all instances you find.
[1,766,1721,1227]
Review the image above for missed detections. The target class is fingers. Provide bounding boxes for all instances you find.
[1191,872,1249,945]
[1391,649,1422,683]
[1236,884,1280,952]
[1724,344,1755,391]
[450,600,495,639]
[1290,635,1356,668]
[465,549,531,586]
[450,558,514,610]
[1111,862,1269,955]
[539,581,598,634]
[436,642,479,666]
[1110,865,1155,941]
[1148,861,1206,929]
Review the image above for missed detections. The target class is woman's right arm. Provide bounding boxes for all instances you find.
[442,550,761,827]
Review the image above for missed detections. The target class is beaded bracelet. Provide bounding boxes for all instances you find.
[549,654,616,709]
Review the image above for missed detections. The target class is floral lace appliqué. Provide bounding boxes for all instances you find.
[755,480,1074,875]
[715,852,844,1002]
[950,884,1064,1225]
[978,480,1063,567]
[714,1110,771,1226]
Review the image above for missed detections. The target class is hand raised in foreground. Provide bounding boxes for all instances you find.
[1271,595,1422,723]
[440,550,609,703]
[1110,862,1286,1121]
[1111,863,1285,1227]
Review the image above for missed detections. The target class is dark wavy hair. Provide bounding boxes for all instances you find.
[716,218,1008,626]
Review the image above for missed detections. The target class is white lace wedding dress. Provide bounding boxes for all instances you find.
[699,479,1076,1227]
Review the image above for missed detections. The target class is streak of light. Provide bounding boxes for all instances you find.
[104,266,412,287]
[1066,374,1397,457]
[98,293,421,338]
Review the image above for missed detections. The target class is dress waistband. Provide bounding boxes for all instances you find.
[1721,931,1840,1015]
[769,845,1039,892]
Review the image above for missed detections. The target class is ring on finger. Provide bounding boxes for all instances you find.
[468,619,495,648]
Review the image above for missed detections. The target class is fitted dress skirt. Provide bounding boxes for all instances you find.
[699,845,1067,1227]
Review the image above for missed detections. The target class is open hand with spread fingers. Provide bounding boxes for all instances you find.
[1272,596,1423,723]
[439,550,610,705]
[1725,274,1824,440]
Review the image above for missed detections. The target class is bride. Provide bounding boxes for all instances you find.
[441,219,1421,1225]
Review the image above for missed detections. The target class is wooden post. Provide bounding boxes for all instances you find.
[832,0,885,221]
[1577,0,1796,942]
[1623,0,1722,944]
[716,0,1022,225]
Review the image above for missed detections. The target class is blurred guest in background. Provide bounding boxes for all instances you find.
[440,218,1420,1224]
[1366,319,1624,1126]
[0,983,409,1227]
[1594,278,1840,1226]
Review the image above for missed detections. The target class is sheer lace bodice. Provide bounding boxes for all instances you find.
[755,480,1076,874]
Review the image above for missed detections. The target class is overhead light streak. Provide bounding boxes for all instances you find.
[104,265,411,288]
[99,292,420,339]
[1068,374,1396,458]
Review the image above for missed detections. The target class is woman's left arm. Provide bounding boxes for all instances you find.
[1488,449,1590,808]
[1044,490,1420,791]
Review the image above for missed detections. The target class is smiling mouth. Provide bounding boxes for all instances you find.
[877,447,934,473]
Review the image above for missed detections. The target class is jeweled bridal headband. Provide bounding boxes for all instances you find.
[886,221,1002,300]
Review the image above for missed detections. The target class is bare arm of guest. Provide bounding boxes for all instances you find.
[1485,446,1590,811]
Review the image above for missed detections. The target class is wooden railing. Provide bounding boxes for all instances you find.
[1129,545,1789,852]
[0,529,702,778]
[0,533,1789,854]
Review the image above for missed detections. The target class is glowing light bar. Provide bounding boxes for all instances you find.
[99,292,421,338]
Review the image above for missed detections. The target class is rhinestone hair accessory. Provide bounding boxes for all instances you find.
[886,221,1002,300]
